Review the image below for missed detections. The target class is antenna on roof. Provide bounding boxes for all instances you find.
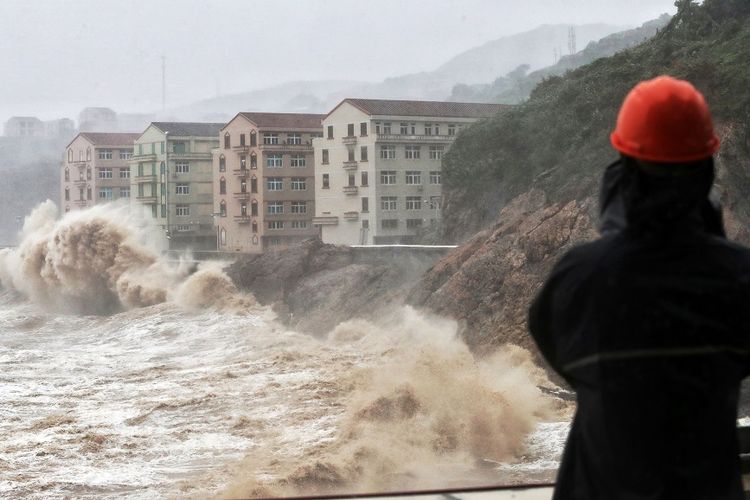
[161,56,166,112]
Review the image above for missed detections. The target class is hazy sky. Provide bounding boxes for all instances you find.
[0,0,677,122]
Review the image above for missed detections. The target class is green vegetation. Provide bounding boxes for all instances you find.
[441,0,750,241]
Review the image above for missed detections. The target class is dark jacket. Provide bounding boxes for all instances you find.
[529,159,750,500]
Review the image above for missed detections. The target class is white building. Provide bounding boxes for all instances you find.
[313,98,506,245]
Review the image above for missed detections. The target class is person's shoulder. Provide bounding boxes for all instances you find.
[548,235,618,277]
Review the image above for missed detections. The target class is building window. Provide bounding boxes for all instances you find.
[362,220,369,229]
[176,204,190,216]
[98,168,113,179]
[400,123,409,135]
[220,200,227,217]
[175,183,190,195]
[98,187,113,199]
[250,131,257,147]
[291,220,308,229]
[347,124,355,137]
[220,228,226,246]
[119,150,133,160]
[288,133,301,145]
[321,149,329,164]
[360,146,368,162]
[219,155,226,172]
[268,221,284,230]
[290,154,306,167]
[263,133,279,145]
[251,176,258,193]
[348,173,356,186]
[425,123,433,135]
[79,187,84,199]
[86,187,92,200]
[219,177,226,195]
[175,162,189,174]
[429,145,445,160]
[291,201,307,214]
[380,145,396,160]
[290,177,307,190]
[429,196,443,209]
[241,202,248,216]
[362,197,369,213]
[250,153,257,169]
[348,149,355,162]
[375,122,381,134]
[120,169,130,179]
[430,171,442,185]
[86,167,92,180]
[240,134,246,146]
[381,196,397,211]
[327,125,333,139]
[448,124,456,136]
[361,171,368,186]
[224,133,230,149]
[267,177,283,191]
[64,187,70,201]
[405,171,422,185]
[68,149,73,162]
[252,221,258,233]
[267,201,284,214]
[79,150,84,161]
[380,170,397,185]
[251,200,258,216]
[405,146,421,159]
[406,196,422,210]
[407,219,423,229]
[64,168,70,181]
[267,154,283,168]
[382,219,398,229]
[383,123,392,134]
[322,173,330,189]
[240,155,247,169]
[434,124,440,135]
[360,122,368,136]
[86,148,92,161]
[120,187,130,198]
[174,225,190,232]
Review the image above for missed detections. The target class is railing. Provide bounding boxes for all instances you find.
[132,153,157,161]
[134,175,157,183]
[234,215,252,224]
[312,216,339,226]
[169,151,212,160]
[343,185,358,195]
[343,211,360,220]
[232,168,251,177]
[135,195,158,204]
[342,136,358,145]
[259,142,313,151]
[342,160,358,170]
[376,133,455,142]
[233,192,252,200]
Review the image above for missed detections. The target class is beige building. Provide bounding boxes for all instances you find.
[5,116,44,137]
[214,112,323,253]
[313,99,506,245]
[61,132,139,213]
[130,122,223,251]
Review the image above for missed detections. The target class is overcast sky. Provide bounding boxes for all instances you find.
[0,0,677,123]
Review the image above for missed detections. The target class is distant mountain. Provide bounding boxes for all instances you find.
[449,14,672,104]
[173,23,625,118]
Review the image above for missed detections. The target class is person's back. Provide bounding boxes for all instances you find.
[529,76,750,499]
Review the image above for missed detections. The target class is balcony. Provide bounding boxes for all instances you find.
[169,151,212,161]
[342,160,358,170]
[70,160,87,167]
[342,185,358,195]
[73,199,89,207]
[233,191,252,200]
[342,136,358,145]
[376,133,456,143]
[313,216,339,226]
[343,211,360,221]
[132,153,157,161]
[233,168,251,177]
[135,195,158,204]
[134,175,157,184]
[259,141,313,152]
[234,215,252,224]
[73,178,87,186]
[232,145,250,153]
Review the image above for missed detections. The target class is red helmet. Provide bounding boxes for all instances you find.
[610,76,720,163]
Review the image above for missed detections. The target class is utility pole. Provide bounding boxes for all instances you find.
[161,56,166,112]
[568,27,577,55]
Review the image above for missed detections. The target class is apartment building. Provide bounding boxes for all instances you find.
[313,98,506,245]
[61,132,139,213]
[130,122,223,250]
[214,112,323,253]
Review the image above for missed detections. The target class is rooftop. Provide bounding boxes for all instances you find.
[151,122,225,137]
[330,98,509,119]
[77,132,141,146]
[236,112,324,130]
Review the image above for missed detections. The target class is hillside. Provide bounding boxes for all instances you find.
[449,14,671,104]
[406,0,750,355]
[173,24,623,118]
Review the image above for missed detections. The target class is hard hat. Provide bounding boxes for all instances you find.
[610,76,720,163]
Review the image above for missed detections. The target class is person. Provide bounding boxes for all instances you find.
[529,75,750,499]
